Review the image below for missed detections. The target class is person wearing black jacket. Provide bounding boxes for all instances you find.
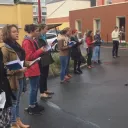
[70,29,83,74]
[92,30,102,64]
[0,32,15,128]
[37,24,54,99]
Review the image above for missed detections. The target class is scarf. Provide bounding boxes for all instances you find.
[5,40,25,61]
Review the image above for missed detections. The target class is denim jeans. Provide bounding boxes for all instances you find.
[29,76,39,106]
[60,56,68,81]
[92,46,100,62]
[65,55,70,75]
[11,79,24,123]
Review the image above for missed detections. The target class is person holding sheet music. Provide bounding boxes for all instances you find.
[1,25,30,128]
[0,30,15,128]
[22,24,47,115]
[37,24,54,99]
[70,29,83,74]
[58,27,72,84]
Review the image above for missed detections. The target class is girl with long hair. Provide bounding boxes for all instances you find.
[1,25,30,128]
[86,30,95,69]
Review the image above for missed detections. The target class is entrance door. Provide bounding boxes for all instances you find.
[116,17,125,42]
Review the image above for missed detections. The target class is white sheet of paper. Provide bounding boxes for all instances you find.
[20,61,24,68]
[45,45,51,51]
[0,92,6,109]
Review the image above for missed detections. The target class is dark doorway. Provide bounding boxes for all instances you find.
[119,17,125,41]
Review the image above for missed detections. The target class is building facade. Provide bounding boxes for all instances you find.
[32,0,47,23]
[69,2,128,42]
[0,2,33,46]
[46,0,90,29]
[97,0,128,6]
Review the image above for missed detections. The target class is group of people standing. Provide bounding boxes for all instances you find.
[0,24,103,128]
[0,24,54,128]
[57,28,103,83]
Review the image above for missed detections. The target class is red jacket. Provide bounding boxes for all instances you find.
[86,37,93,47]
[22,38,43,77]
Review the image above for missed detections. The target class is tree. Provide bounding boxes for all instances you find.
[14,0,20,4]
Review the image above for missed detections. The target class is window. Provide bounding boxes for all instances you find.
[42,7,47,15]
[94,19,101,34]
[75,20,82,32]
[105,0,112,4]
[46,34,56,39]
[33,17,38,23]
[33,6,36,12]
[96,19,101,30]
[42,17,46,23]
[42,12,47,15]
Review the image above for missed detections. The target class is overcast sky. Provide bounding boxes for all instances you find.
[0,0,14,3]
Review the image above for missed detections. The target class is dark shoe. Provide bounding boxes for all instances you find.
[77,68,83,74]
[98,60,102,64]
[93,61,98,64]
[35,103,45,111]
[74,70,81,74]
[125,83,128,86]
[113,56,116,58]
[24,106,43,115]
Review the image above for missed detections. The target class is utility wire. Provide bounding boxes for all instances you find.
[47,0,66,18]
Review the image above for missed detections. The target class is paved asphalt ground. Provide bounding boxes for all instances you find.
[20,48,128,128]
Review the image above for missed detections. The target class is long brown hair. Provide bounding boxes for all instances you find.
[2,24,18,42]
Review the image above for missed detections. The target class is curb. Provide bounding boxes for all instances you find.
[48,63,87,79]
[101,46,128,50]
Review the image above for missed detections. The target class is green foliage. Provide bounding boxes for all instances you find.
[14,0,19,4]
[49,53,74,76]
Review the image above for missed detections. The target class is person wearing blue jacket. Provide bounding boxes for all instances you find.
[92,30,102,64]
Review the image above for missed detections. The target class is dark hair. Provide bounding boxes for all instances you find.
[96,30,100,34]
[24,24,38,33]
[115,26,118,29]
[2,24,18,42]
[39,24,47,31]
[86,30,92,37]
[60,27,70,35]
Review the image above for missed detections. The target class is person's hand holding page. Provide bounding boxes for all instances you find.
[40,47,47,52]
[93,40,96,43]
[19,67,27,73]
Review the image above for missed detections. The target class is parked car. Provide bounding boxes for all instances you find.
[46,33,59,52]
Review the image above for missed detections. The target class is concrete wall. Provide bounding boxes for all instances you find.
[0,3,33,46]
[69,2,128,42]
[46,0,90,30]
[47,0,90,19]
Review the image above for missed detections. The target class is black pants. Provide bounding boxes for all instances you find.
[74,60,81,71]
[112,41,119,57]
[87,47,93,66]
[39,65,49,93]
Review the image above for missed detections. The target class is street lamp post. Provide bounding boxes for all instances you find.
[38,0,42,24]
